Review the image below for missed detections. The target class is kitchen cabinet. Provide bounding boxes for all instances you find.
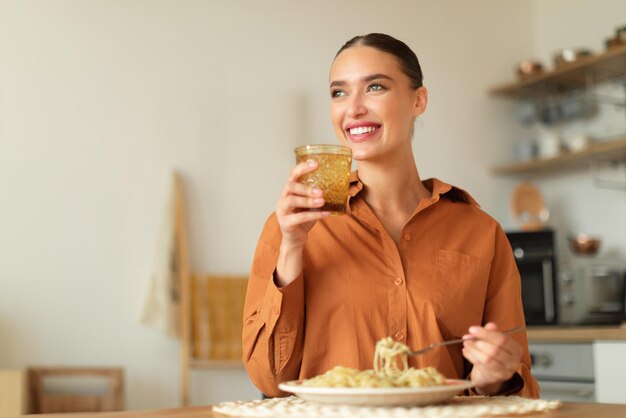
[529,342,595,402]
[488,44,626,177]
[594,341,626,404]
[527,327,626,404]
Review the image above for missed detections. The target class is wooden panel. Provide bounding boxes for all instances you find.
[28,367,124,413]
[39,395,103,414]
[0,369,28,416]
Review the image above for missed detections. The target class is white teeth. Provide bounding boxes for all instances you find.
[349,126,377,135]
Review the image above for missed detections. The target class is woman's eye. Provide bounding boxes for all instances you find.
[368,83,385,92]
[331,89,346,98]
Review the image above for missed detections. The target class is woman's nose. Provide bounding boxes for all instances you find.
[346,93,367,118]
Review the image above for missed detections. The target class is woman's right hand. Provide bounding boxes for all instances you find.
[276,160,330,249]
[274,160,330,287]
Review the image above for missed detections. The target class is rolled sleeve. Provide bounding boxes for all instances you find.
[242,214,306,397]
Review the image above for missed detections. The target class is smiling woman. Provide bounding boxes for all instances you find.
[242,33,539,399]
[329,34,425,163]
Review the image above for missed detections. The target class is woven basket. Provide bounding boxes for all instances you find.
[191,274,249,361]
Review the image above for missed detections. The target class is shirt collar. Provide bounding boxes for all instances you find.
[348,171,479,207]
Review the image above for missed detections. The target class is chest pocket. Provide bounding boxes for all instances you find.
[435,249,490,338]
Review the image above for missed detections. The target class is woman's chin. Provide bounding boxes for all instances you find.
[347,140,378,160]
[351,149,370,161]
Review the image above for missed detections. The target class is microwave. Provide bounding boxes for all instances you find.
[506,230,626,326]
[558,257,625,325]
[506,230,558,326]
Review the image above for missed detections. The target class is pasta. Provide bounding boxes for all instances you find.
[374,337,410,375]
[300,337,446,388]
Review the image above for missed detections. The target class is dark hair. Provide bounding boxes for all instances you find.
[335,33,423,89]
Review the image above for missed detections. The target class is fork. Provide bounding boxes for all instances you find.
[406,326,525,356]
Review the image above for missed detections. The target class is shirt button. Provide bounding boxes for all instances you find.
[403,233,411,241]
[394,331,405,341]
[393,277,403,286]
[272,306,280,314]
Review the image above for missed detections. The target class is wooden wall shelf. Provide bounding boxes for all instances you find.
[492,138,626,176]
[489,44,626,98]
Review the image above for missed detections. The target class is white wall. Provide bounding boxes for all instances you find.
[1,0,621,410]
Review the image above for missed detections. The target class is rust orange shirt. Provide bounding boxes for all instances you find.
[243,174,539,398]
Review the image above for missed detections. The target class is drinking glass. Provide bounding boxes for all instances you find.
[294,144,352,215]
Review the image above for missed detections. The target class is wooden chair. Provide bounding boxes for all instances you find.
[28,367,124,413]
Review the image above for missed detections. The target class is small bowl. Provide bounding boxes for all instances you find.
[553,49,593,68]
[516,60,544,79]
[606,36,626,49]
[569,234,601,255]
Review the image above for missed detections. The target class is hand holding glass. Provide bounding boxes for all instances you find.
[294,145,352,215]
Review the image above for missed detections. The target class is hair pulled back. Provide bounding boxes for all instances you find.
[335,33,423,89]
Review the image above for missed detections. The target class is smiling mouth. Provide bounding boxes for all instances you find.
[347,125,380,135]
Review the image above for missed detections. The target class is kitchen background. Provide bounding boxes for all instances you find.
[1,0,625,411]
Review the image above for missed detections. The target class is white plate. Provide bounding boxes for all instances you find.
[278,379,475,407]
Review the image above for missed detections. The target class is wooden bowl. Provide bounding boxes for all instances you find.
[516,60,544,79]
[569,234,601,255]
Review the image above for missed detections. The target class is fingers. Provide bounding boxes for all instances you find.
[463,345,514,379]
[468,324,509,352]
[462,323,523,386]
[288,160,319,182]
[278,192,324,215]
[463,339,518,372]
[280,210,331,229]
[468,324,522,356]
[278,161,325,215]
[276,160,331,243]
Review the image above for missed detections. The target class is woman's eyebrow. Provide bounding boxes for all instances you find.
[330,73,393,88]
[364,73,393,82]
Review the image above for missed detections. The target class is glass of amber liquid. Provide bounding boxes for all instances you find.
[294,144,352,215]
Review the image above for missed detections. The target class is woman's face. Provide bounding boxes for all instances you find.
[329,45,427,162]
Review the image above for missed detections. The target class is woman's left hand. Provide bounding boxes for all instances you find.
[462,322,523,395]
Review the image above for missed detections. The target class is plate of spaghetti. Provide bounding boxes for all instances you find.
[278,337,475,406]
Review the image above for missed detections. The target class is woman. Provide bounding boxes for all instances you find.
[242,33,539,398]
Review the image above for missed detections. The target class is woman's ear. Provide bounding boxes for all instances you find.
[413,87,428,117]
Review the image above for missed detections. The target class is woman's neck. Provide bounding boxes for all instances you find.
[356,148,431,237]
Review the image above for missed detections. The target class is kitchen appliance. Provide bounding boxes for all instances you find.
[507,230,626,326]
[558,257,626,325]
[506,230,558,325]
[529,343,595,402]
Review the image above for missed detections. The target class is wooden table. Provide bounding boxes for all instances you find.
[12,402,626,418]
